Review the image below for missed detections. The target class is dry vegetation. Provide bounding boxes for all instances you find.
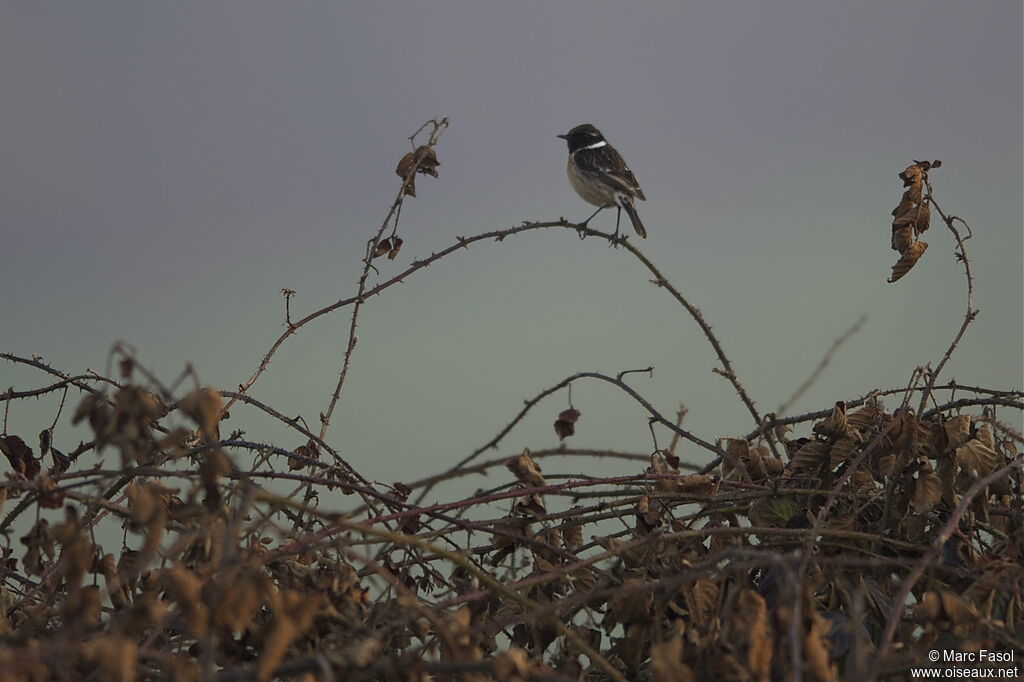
[1,119,1022,681]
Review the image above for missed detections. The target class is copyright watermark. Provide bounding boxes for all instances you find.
[912,649,1019,679]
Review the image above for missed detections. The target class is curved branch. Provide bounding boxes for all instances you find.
[916,188,977,416]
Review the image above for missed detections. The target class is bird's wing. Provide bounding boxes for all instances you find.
[574,145,646,200]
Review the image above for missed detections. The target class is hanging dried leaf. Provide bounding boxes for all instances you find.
[553,407,581,440]
[73,393,114,447]
[373,237,393,259]
[513,493,547,519]
[887,160,937,281]
[891,225,914,252]
[50,447,70,475]
[178,388,223,439]
[506,450,546,487]
[395,146,441,197]
[635,495,661,533]
[290,440,321,471]
[899,164,920,186]
[901,182,923,205]
[891,201,921,229]
[0,435,40,479]
[490,516,531,550]
[36,475,65,509]
[387,236,404,260]
[888,240,928,283]
[563,521,583,549]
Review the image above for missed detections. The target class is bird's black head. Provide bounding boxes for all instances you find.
[557,124,606,152]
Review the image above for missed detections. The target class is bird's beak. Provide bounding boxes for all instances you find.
[556,133,569,140]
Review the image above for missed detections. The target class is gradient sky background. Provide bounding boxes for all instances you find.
[2,2,1022,502]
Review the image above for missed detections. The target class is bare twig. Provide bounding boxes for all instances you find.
[916,186,977,417]
[777,315,866,416]
[318,119,450,441]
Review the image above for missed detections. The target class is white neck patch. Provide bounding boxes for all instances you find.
[580,140,607,150]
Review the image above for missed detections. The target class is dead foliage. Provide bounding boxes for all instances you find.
[888,160,940,283]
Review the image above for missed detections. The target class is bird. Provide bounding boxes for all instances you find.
[557,123,647,240]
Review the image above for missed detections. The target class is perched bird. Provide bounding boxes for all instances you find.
[557,123,647,240]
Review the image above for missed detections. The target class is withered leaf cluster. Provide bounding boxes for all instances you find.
[553,407,580,440]
[0,363,1019,682]
[372,236,404,260]
[888,160,940,283]
[395,145,440,198]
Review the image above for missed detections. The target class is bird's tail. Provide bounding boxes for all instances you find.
[621,198,647,239]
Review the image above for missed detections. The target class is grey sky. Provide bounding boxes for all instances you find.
[2,2,1021,494]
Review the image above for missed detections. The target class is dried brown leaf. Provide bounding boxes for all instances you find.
[912,468,942,513]
[954,436,1001,479]
[562,520,583,550]
[373,237,393,259]
[395,146,440,197]
[790,439,830,471]
[179,388,222,438]
[891,203,922,231]
[610,579,653,623]
[553,407,580,440]
[804,614,835,681]
[677,473,715,496]
[899,164,924,188]
[491,647,532,682]
[891,225,914,252]
[387,236,404,260]
[685,577,720,624]
[829,437,859,468]
[506,450,546,487]
[650,635,693,682]
[164,564,209,637]
[814,402,860,442]
[847,404,881,431]
[888,240,928,283]
[81,636,137,682]
[726,589,772,682]
[0,435,40,480]
[36,474,65,509]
